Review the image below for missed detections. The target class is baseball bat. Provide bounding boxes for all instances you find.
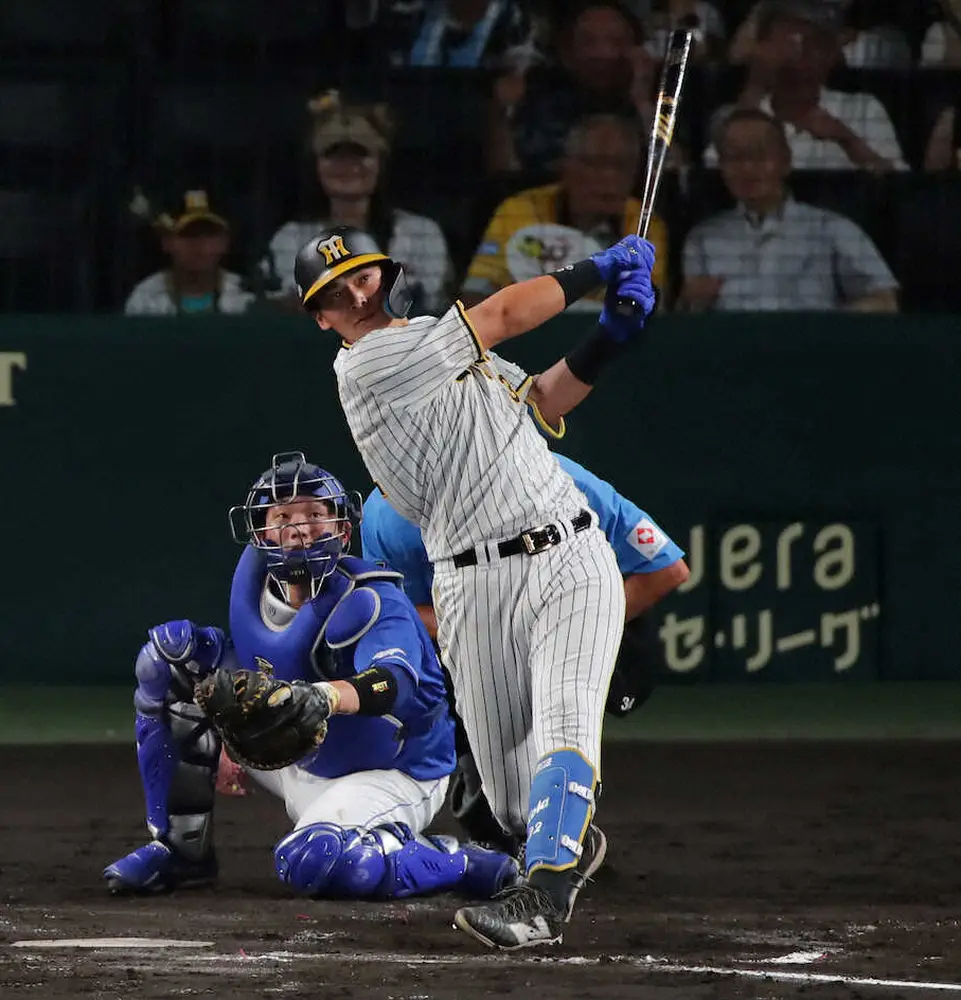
[615,28,693,316]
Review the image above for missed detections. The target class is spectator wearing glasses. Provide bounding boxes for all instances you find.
[463,114,668,307]
[681,109,898,313]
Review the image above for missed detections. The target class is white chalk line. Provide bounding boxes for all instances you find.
[7,941,961,993]
[95,947,961,993]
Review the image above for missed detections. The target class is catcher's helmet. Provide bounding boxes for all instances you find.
[294,225,412,318]
[229,451,362,590]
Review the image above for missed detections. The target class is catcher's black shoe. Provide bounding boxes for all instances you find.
[453,884,563,950]
[563,823,607,920]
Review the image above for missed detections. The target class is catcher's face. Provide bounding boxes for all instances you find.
[260,497,349,551]
[312,265,387,341]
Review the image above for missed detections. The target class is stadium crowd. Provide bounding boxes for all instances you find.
[2,0,959,314]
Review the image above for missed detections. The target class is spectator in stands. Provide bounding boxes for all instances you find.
[462,114,668,307]
[352,0,536,69]
[923,103,961,172]
[920,7,961,67]
[486,0,659,174]
[836,0,910,69]
[264,92,451,315]
[714,0,907,171]
[680,109,898,312]
[124,190,254,317]
[643,0,726,64]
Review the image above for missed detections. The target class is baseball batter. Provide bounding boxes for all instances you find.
[294,225,657,948]
[104,453,518,903]
[361,448,690,853]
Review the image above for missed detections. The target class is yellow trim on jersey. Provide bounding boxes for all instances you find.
[529,403,565,440]
[302,252,388,305]
[515,375,566,439]
[453,298,486,361]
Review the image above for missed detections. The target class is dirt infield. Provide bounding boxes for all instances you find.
[2,741,961,998]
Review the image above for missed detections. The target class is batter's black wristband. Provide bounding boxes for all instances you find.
[550,259,602,307]
[564,326,624,385]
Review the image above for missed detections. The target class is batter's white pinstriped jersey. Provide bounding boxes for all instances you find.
[334,302,586,561]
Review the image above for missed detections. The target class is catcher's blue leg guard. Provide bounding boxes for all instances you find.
[524,749,596,876]
[274,822,518,900]
[104,625,225,894]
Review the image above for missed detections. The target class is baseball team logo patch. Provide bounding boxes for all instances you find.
[627,518,668,560]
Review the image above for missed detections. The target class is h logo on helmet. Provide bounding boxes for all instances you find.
[317,235,349,266]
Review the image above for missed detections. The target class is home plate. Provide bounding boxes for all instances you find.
[11,938,214,949]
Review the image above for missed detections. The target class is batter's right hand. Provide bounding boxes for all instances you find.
[591,236,656,283]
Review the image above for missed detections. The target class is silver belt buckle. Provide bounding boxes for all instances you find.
[521,523,561,555]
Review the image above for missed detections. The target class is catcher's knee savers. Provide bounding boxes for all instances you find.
[524,749,596,876]
[274,822,518,900]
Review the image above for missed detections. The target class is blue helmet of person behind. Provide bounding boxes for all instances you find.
[229,452,362,592]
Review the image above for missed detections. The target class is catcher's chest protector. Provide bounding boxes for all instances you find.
[229,547,402,683]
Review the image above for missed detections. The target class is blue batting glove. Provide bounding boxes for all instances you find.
[599,269,658,343]
[590,236,656,284]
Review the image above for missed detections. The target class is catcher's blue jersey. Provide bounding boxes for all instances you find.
[361,454,684,603]
[228,546,455,782]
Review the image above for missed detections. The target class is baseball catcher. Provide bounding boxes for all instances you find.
[104,452,518,901]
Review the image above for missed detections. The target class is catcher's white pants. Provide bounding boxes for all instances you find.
[433,524,625,838]
[248,765,449,833]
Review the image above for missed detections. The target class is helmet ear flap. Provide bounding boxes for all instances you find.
[382,260,413,319]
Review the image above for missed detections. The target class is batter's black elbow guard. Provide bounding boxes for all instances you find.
[345,666,399,716]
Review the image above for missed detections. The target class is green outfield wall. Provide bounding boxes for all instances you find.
[0,313,956,684]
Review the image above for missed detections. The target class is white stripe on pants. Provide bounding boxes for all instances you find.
[433,526,625,836]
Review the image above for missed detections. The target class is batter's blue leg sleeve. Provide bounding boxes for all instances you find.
[524,748,597,876]
[274,823,519,900]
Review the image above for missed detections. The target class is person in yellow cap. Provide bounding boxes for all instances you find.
[124,190,254,316]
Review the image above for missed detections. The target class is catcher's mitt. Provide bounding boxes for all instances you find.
[194,668,334,770]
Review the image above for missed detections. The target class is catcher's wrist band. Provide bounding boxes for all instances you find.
[564,326,624,385]
[345,666,398,715]
[550,259,602,307]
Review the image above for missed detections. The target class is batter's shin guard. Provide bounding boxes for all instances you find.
[524,749,597,917]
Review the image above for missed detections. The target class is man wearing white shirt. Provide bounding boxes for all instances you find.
[706,0,906,172]
[682,109,899,313]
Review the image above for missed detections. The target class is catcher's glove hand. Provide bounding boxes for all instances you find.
[194,668,335,770]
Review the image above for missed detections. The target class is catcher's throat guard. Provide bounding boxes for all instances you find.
[194,669,334,771]
[294,225,413,319]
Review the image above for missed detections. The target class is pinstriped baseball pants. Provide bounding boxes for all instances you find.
[432,525,625,837]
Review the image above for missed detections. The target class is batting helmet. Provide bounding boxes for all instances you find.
[294,225,413,319]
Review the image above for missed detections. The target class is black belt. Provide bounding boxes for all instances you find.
[452,510,592,569]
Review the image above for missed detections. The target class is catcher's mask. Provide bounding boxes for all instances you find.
[294,225,412,319]
[229,452,362,595]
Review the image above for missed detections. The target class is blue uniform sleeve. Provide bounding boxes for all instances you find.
[352,590,429,713]
[361,490,436,606]
[556,455,685,576]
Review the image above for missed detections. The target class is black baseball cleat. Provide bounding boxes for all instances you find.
[453,884,564,950]
[563,823,608,920]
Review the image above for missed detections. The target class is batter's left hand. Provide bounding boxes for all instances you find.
[600,268,658,342]
[591,236,656,283]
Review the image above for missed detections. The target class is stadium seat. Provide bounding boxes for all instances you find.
[0,188,94,312]
[889,174,961,312]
